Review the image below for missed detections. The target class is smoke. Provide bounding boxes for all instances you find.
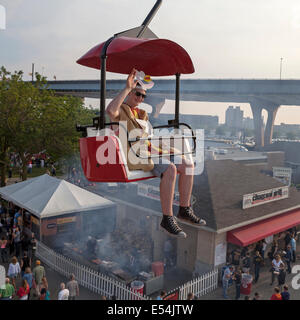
[49,155,155,277]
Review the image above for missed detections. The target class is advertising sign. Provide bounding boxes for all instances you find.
[242,186,289,209]
[214,242,227,266]
[273,167,292,187]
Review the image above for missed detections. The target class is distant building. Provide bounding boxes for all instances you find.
[225,106,244,129]
[150,114,219,129]
[243,117,254,130]
[274,123,300,137]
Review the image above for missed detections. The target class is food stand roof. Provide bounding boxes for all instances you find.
[0,174,115,218]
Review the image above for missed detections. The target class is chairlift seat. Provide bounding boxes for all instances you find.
[80,130,156,183]
[80,127,194,183]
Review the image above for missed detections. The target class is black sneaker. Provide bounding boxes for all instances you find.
[160,216,187,238]
[177,206,206,226]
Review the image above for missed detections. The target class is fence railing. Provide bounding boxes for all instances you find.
[36,241,218,300]
[36,241,151,300]
[169,269,219,300]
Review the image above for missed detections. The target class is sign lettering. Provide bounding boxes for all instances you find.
[242,186,289,209]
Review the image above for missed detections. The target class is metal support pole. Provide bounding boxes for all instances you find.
[175,73,181,128]
[100,57,106,130]
[99,37,115,129]
[137,0,162,38]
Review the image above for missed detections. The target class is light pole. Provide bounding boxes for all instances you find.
[280,57,283,80]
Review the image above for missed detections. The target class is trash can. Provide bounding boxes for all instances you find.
[240,273,253,295]
[131,280,144,295]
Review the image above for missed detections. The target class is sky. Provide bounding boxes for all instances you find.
[1,0,300,124]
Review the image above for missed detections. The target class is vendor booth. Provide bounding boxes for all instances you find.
[0,174,116,247]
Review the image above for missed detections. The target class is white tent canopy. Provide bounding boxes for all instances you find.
[0,174,114,218]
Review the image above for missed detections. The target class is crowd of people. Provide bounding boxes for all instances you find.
[222,229,298,300]
[0,201,81,300]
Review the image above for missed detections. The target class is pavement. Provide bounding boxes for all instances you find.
[200,256,300,300]
[0,256,101,300]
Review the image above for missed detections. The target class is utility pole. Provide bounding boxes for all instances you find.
[280,57,283,80]
[31,63,34,82]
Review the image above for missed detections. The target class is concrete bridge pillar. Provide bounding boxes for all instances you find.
[250,102,264,148]
[144,96,166,126]
[264,105,280,146]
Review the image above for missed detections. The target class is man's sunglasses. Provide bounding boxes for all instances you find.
[135,91,147,99]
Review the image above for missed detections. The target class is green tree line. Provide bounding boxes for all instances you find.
[0,66,96,186]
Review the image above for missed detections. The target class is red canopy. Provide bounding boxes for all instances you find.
[227,208,300,247]
[76,36,195,76]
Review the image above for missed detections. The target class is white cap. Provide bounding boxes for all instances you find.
[135,70,154,90]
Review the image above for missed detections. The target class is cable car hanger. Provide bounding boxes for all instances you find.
[76,0,197,183]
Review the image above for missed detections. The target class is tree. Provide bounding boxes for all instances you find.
[0,67,14,186]
[0,67,95,184]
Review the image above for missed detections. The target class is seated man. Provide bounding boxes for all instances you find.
[106,68,206,238]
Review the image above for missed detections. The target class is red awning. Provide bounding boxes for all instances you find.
[76,36,195,76]
[227,208,300,247]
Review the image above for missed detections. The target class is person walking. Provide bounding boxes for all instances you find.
[222,265,234,299]
[284,244,293,274]
[278,264,286,290]
[28,232,37,260]
[252,292,261,300]
[284,231,292,249]
[281,285,290,300]
[186,292,195,300]
[253,251,263,283]
[261,239,267,260]
[0,278,15,300]
[290,235,296,263]
[32,260,46,289]
[8,228,15,256]
[156,290,167,300]
[232,267,242,300]
[268,240,278,261]
[39,277,50,300]
[7,256,21,290]
[242,252,251,273]
[20,251,31,278]
[51,164,56,176]
[66,273,79,300]
[13,226,22,258]
[58,283,69,300]
[270,254,284,286]
[23,267,33,300]
[270,287,282,300]
[0,236,8,263]
[16,279,30,300]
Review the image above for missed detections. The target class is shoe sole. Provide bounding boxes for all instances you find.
[159,225,187,239]
[176,216,206,227]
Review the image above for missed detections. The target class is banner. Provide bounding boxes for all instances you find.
[273,166,292,187]
[243,186,289,209]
